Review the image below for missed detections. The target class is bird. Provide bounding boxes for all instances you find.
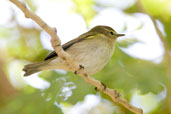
[23,25,125,76]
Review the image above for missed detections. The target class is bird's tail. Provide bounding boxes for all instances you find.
[23,61,47,76]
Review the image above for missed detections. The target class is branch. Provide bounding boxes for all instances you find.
[9,0,143,114]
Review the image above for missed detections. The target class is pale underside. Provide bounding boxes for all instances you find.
[40,35,116,75]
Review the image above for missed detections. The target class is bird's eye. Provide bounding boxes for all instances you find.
[110,32,114,35]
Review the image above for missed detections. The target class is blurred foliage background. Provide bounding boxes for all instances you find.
[0,0,171,114]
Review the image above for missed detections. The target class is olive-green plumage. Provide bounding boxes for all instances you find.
[23,25,125,76]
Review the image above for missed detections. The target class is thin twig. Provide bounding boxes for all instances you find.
[9,0,143,114]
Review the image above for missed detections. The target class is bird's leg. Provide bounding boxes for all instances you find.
[79,65,84,69]
[95,82,106,91]
[74,65,85,74]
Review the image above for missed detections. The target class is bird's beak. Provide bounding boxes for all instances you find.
[116,34,125,37]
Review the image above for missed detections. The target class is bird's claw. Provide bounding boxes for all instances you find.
[74,64,84,74]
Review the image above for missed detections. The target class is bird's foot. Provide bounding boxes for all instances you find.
[74,65,84,74]
[95,82,106,91]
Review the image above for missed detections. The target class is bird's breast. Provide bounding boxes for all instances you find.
[66,38,115,75]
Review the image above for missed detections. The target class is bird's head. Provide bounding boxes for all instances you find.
[89,25,125,40]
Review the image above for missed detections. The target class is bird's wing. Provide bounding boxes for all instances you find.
[44,32,94,61]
